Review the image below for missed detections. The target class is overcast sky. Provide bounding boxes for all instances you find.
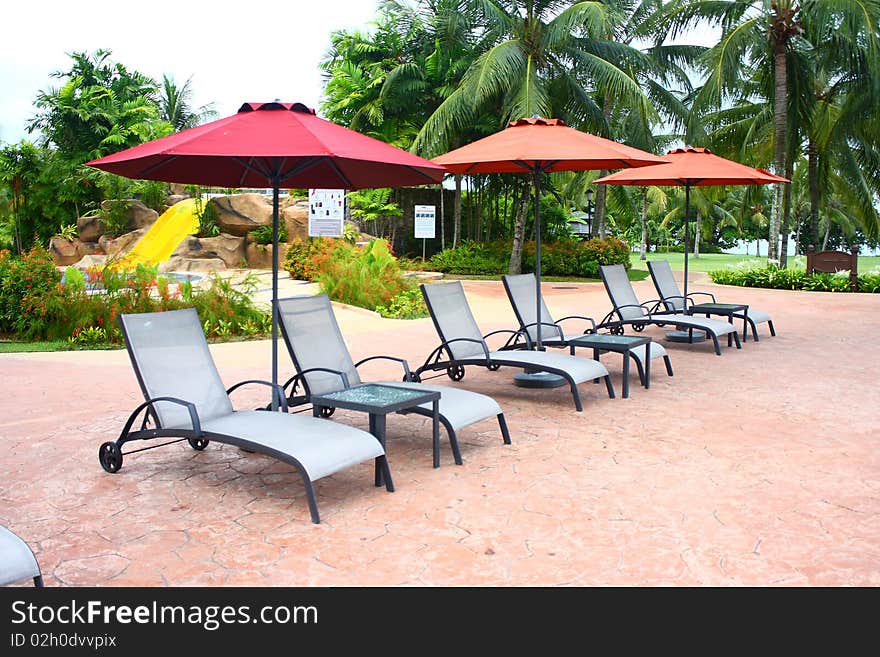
[1,1,716,145]
[0,0,383,143]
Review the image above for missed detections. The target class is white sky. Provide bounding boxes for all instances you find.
[0,0,383,143]
[0,0,717,145]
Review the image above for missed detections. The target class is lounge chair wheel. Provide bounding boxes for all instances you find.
[187,437,209,451]
[446,364,465,381]
[318,406,335,418]
[633,323,645,332]
[487,363,501,371]
[99,442,123,473]
[610,325,624,336]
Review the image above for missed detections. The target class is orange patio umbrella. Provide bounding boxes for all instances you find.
[595,147,788,303]
[433,117,666,360]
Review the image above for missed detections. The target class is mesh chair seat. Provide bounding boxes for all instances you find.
[486,350,608,383]
[648,259,775,341]
[109,308,391,524]
[646,312,738,335]
[276,294,511,467]
[169,411,384,482]
[0,525,42,587]
[374,381,502,431]
[418,281,616,411]
[599,264,743,355]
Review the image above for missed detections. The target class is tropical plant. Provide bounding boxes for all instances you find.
[28,49,169,163]
[158,74,218,131]
[657,0,880,262]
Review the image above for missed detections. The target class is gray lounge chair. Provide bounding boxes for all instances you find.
[647,259,775,341]
[275,295,510,467]
[101,307,391,524]
[598,264,741,355]
[0,525,43,587]
[502,273,673,381]
[414,281,614,411]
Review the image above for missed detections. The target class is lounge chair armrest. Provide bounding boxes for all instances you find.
[482,328,534,350]
[554,314,597,333]
[657,294,693,311]
[226,379,289,413]
[281,367,351,399]
[354,355,413,381]
[611,302,654,316]
[121,396,202,438]
[687,291,716,302]
[519,321,565,340]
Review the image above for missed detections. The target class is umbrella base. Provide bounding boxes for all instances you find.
[513,371,568,388]
[665,329,707,343]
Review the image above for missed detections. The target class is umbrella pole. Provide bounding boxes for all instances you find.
[533,169,543,351]
[665,181,704,343]
[271,185,280,411]
[683,183,690,302]
[513,168,566,389]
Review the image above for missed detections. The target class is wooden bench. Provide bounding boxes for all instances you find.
[806,245,858,291]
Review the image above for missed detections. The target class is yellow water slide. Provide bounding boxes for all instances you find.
[111,198,201,270]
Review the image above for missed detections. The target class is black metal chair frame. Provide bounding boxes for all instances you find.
[100,316,392,524]
[501,275,674,383]
[277,321,512,465]
[413,286,615,412]
[597,270,741,356]
[646,261,775,342]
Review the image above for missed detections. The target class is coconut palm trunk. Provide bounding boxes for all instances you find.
[453,174,462,248]
[769,44,788,264]
[508,181,530,275]
[807,141,820,248]
[640,188,648,261]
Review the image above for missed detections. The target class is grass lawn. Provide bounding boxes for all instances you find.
[437,269,650,283]
[0,340,121,353]
[630,252,880,273]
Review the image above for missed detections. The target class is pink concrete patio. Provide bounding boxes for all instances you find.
[1,275,878,586]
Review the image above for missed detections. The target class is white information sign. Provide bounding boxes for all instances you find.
[414,204,436,239]
[308,189,345,237]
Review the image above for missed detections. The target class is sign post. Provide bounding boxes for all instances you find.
[414,204,436,261]
[308,189,345,237]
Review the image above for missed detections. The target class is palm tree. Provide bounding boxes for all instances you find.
[158,75,217,131]
[412,0,657,272]
[658,0,880,263]
[29,49,161,162]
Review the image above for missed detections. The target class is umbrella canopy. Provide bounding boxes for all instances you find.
[433,117,666,354]
[595,147,788,302]
[88,102,446,409]
[88,101,445,189]
[592,146,787,187]
[433,117,666,175]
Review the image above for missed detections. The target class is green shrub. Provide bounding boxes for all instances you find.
[283,237,336,280]
[709,263,878,293]
[428,237,631,277]
[317,239,413,310]
[68,326,108,347]
[858,269,880,293]
[101,201,133,238]
[0,245,273,343]
[63,266,85,293]
[428,241,509,275]
[196,201,221,238]
[0,246,62,337]
[376,287,428,319]
[250,223,287,245]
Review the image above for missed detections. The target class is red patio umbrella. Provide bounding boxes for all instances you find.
[595,146,788,308]
[88,101,446,408]
[432,117,666,374]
